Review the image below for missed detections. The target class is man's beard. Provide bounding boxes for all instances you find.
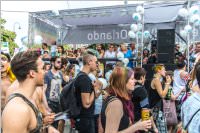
[54,65,61,71]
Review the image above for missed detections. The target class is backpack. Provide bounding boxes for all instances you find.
[60,72,84,118]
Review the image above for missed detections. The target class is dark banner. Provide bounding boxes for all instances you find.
[63,25,131,44]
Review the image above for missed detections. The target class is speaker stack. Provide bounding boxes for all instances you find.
[143,29,176,91]
[157,29,175,63]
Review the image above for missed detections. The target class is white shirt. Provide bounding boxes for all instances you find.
[104,50,116,64]
[173,69,187,95]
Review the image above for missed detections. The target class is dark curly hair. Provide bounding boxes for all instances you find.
[11,50,40,82]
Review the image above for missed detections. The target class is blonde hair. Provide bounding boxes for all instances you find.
[153,64,165,73]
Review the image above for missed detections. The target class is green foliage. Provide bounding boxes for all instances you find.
[0,18,18,56]
[0,18,6,29]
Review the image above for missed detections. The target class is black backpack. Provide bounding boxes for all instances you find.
[60,72,84,118]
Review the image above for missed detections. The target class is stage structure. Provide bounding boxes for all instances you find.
[28,1,200,46]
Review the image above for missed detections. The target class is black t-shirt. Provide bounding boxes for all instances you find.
[132,82,150,122]
[74,71,95,117]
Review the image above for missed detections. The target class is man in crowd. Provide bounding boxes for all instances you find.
[74,53,102,133]
[174,44,181,57]
[130,42,137,59]
[190,42,200,69]
[44,56,66,129]
[104,43,116,65]
[2,50,47,132]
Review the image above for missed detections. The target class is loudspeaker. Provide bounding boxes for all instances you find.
[157,29,175,63]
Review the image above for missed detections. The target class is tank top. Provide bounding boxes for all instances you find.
[101,95,130,131]
[6,93,43,133]
[173,69,187,95]
[149,79,162,109]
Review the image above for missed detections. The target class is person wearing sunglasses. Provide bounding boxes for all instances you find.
[104,44,116,65]
[1,52,13,111]
[44,56,66,131]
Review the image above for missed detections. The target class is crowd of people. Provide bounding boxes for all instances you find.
[1,41,200,133]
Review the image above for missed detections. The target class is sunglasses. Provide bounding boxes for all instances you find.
[56,61,62,64]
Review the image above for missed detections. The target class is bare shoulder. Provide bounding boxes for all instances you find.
[6,80,19,99]
[106,98,123,114]
[107,98,123,107]
[151,78,160,89]
[105,98,124,124]
[2,97,31,124]
[152,78,159,83]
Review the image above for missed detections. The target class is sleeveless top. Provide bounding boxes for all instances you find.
[101,95,130,131]
[6,93,43,133]
[149,79,162,110]
[173,69,187,95]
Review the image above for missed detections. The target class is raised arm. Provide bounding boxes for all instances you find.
[153,76,171,98]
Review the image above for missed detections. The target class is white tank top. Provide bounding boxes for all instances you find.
[173,69,187,95]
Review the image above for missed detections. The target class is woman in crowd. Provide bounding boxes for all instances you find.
[149,64,171,133]
[173,61,188,93]
[101,66,151,133]
[171,61,189,126]
[181,61,200,133]
[120,43,133,68]
[65,64,75,82]
[190,61,200,92]
[165,71,184,133]
[142,49,149,64]
[57,45,65,57]
[132,67,158,133]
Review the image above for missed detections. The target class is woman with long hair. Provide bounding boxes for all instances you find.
[190,61,200,92]
[101,66,151,133]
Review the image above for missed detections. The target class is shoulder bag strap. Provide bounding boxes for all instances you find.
[184,108,200,130]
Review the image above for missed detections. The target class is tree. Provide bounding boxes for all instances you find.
[0,18,18,56]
